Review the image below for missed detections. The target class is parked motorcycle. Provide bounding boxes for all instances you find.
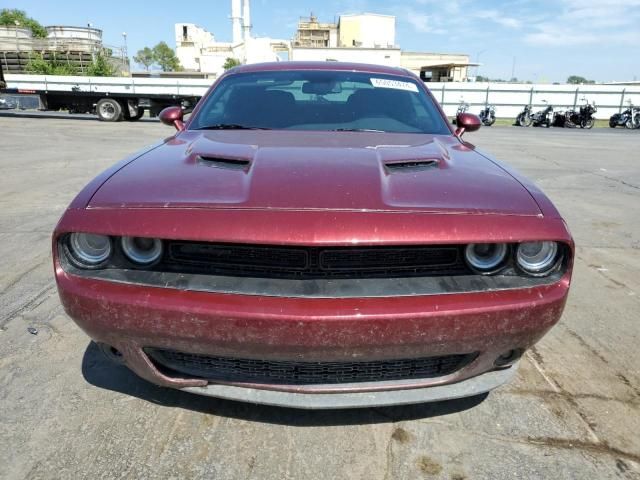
[452,99,469,125]
[609,101,640,129]
[567,98,597,129]
[531,101,554,128]
[552,109,570,127]
[456,100,469,116]
[479,104,496,126]
[516,104,533,127]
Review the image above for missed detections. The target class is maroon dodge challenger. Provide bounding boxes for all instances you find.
[53,62,573,409]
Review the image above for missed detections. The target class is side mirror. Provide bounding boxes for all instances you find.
[455,113,481,138]
[159,106,185,131]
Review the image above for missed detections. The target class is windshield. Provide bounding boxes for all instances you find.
[189,70,450,134]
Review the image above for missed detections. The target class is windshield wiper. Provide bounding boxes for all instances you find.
[333,128,386,133]
[194,124,271,130]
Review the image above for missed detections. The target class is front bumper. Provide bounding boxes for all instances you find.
[56,261,570,407]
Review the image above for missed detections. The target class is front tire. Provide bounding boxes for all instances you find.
[582,118,595,129]
[517,114,531,127]
[96,98,123,122]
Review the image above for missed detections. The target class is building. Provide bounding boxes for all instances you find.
[338,14,395,48]
[0,25,127,75]
[401,52,474,82]
[292,14,338,48]
[290,47,401,68]
[291,14,472,81]
[175,4,473,81]
[175,0,286,78]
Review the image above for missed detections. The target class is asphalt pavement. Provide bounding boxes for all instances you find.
[1,113,638,479]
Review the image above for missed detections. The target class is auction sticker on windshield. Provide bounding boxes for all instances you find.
[370,78,419,93]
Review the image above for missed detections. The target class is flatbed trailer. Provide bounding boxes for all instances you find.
[0,64,212,121]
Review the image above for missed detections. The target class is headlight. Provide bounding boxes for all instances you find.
[464,243,508,273]
[516,241,559,275]
[121,237,163,265]
[69,233,112,266]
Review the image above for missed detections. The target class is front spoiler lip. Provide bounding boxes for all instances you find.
[179,364,518,409]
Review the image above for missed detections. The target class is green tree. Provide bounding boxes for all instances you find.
[567,75,594,85]
[0,9,47,38]
[27,53,78,75]
[133,47,155,71]
[86,51,116,76]
[223,57,241,70]
[152,42,181,72]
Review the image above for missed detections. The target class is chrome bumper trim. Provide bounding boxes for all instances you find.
[181,363,518,409]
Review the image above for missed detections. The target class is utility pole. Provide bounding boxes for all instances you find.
[14,21,20,52]
[122,32,128,75]
[511,56,516,81]
[88,23,96,61]
[476,50,486,79]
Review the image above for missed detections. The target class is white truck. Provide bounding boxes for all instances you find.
[0,64,212,121]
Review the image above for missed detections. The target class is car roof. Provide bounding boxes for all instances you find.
[231,61,411,77]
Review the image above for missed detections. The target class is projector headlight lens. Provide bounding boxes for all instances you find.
[516,241,559,275]
[464,243,508,273]
[69,233,112,266]
[121,237,163,265]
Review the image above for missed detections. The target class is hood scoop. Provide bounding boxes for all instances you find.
[197,155,251,171]
[384,158,440,172]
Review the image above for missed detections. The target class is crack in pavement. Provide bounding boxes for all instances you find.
[526,349,601,444]
[0,283,56,328]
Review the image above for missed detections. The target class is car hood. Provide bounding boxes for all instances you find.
[88,130,541,216]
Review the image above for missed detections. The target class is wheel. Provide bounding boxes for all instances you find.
[125,107,145,121]
[582,118,595,129]
[96,98,123,122]
[486,114,496,126]
[517,114,530,127]
[634,113,640,129]
[609,117,617,128]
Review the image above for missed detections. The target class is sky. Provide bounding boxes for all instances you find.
[10,0,640,82]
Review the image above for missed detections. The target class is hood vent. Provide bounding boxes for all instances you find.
[197,155,251,170]
[384,159,439,172]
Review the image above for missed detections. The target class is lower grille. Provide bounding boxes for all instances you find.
[147,349,475,385]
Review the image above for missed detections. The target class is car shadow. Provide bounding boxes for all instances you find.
[81,341,488,426]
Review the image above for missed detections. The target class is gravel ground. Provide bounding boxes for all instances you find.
[1,112,639,479]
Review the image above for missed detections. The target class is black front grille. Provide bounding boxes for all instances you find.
[160,242,467,279]
[147,349,475,385]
